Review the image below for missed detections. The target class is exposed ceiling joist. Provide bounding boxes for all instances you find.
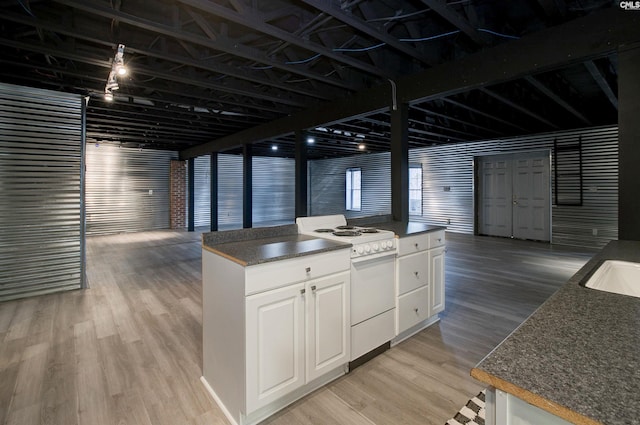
[584,60,618,110]
[524,75,591,125]
[419,0,491,45]
[181,7,636,159]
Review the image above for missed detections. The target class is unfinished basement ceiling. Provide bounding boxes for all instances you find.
[0,0,622,159]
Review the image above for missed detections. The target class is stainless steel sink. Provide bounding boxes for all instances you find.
[583,260,640,298]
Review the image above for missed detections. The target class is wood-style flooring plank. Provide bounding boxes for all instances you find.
[0,229,595,425]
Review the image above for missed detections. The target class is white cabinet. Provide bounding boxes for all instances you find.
[202,248,351,425]
[394,230,445,337]
[305,272,350,382]
[246,282,305,412]
[246,271,350,413]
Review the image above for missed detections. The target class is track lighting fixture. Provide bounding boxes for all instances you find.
[104,44,126,101]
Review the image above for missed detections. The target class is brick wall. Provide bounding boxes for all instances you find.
[170,160,187,229]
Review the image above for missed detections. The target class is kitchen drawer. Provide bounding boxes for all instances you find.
[397,285,431,334]
[245,249,350,295]
[397,252,428,295]
[397,233,429,256]
[429,230,445,249]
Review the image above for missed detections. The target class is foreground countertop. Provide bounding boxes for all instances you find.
[471,240,640,425]
[202,225,350,266]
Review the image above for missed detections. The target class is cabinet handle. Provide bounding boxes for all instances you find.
[300,288,306,295]
[415,243,419,249]
[414,271,419,277]
[305,267,311,273]
[437,238,442,242]
[414,308,419,314]
[311,285,316,292]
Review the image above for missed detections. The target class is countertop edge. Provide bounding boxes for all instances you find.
[202,244,248,267]
[470,368,602,425]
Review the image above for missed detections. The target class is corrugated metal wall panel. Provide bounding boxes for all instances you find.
[309,153,391,219]
[253,156,295,225]
[218,154,243,229]
[409,126,618,248]
[85,145,177,235]
[194,155,211,227]
[197,154,295,229]
[0,82,84,301]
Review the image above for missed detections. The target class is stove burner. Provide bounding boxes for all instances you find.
[314,228,335,233]
[359,228,379,233]
[332,230,361,237]
[335,225,357,230]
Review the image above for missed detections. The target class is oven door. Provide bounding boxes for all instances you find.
[350,251,396,325]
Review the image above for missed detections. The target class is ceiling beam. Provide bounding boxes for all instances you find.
[584,60,618,110]
[174,0,393,79]
[441,97,529,132]
[180,8,639,159]
[52,0,359,90]
[1,11,340,100]
[478,87,559,129]
[524,75,591,125]
[410,104,504,136]
[301,0,436,66]
[419,0,491,45]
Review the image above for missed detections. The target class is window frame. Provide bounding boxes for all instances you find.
[345,167,362,211]
[409,164,423,216]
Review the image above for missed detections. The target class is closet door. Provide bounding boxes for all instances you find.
[478,152,550,242]
[512,154,550,241]
[479,157,513,238]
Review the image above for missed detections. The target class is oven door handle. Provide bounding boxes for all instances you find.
[351,251,396,264]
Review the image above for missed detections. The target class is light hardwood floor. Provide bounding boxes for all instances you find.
[0,231,596,425]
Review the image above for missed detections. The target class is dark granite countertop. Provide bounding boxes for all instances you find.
[372,221,446,238]
[347,217,446,238]
[202,225,350,266]
[471,240,640,425]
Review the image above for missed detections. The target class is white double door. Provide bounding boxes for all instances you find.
[478,151,550,241]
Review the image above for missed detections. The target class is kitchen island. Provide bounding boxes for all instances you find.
[471,240,640,425]
[201,224,352,425]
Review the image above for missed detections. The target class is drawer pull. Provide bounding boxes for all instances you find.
[311,285,317,292]
[414,243,419,249]
[300,288,306,295]
[305,267,311,273]
[437,238,442,242]
[414,271,419,277]
[414,308,419,314]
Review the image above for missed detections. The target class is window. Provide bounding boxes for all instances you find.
[346,168,361,211]
[409,165,422,216]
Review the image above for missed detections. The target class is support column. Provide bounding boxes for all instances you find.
[169,160,187,229]
[187,157,195,232]
[210,152,218,231]
[618,44,640,240]
[243,144,253,228]
[391,103,409,222]
[295,130,308,218]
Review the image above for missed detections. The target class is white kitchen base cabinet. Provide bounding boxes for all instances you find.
[394,230,445,338]
[202,248,351,425]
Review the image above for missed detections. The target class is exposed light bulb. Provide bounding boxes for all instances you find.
[116,65,127,76]
[307,137,315,144]
[271,145,278,151]
[358,144,366,150]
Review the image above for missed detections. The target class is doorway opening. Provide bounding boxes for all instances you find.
[476,151,551,242]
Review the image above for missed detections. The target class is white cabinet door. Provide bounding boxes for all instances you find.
[306,271,350,382]
[246,283,305,413]
[430,246,445,315]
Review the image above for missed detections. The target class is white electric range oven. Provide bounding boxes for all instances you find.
[296,214,397,361]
